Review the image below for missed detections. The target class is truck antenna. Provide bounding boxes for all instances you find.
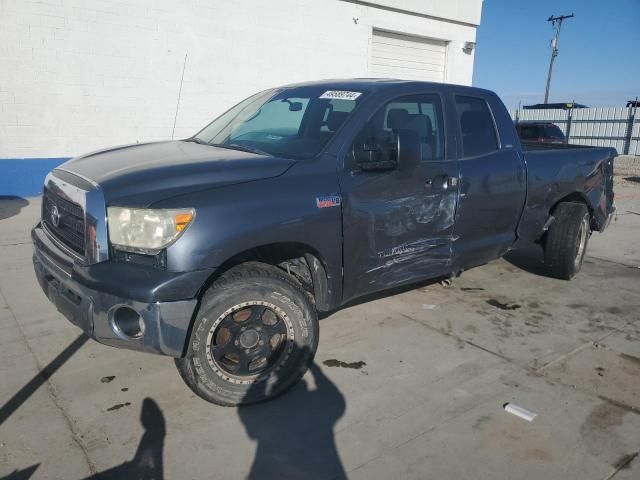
[543,13,574,104]
[172,53,188,140]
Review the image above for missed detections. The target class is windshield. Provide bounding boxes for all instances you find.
[191,86,367,159]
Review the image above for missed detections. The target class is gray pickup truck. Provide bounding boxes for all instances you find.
[32,79,616,405]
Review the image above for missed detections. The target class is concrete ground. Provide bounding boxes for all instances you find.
[1,182,639,480]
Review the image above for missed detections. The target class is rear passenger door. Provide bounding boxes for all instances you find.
[451,93,526,271]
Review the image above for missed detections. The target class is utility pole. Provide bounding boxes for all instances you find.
[544,13,574,104]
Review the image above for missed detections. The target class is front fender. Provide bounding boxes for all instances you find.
[155,163,343,299]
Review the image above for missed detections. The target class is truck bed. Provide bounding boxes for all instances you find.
[515,143,616,247]
[521,141,599,152]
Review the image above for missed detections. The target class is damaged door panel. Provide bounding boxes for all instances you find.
[341,93,460,300]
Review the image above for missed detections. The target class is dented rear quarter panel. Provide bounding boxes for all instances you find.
[515,146,616,247]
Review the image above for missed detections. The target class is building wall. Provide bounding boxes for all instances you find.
[0,0,481,196]
[358,0,482,25]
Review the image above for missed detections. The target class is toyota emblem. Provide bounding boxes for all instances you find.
[50,205,61,228]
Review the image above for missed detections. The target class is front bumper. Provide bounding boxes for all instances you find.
[32,223,212,357]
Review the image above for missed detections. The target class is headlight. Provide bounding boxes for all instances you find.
[107,207,195,253]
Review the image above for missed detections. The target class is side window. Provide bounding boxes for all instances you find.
[351,94,445,167]
[455,96,498,158]
[320,99,357,133]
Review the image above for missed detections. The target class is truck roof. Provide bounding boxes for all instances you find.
[279,78,496,96]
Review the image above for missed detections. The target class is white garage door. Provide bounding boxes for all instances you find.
[371,29,447,82]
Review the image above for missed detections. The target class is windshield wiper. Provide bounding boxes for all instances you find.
[185,138,270,156]
[184,137,210,145]
[212,143,270,156]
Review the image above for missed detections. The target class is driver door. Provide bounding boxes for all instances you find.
[340,93,460,300]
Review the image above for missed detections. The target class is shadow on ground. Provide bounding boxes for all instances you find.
[0,335,89,426]
[624,176,640,184]
[0,337,344,480]
[2,399,166,480]
[503,245,547,277]
[238,362,347,479]
[0,335,166,480]
[0,197,29,221]
[84,398,166,480]
[1,465,40,480]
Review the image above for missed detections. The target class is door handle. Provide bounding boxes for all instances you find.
[424,176,457,190]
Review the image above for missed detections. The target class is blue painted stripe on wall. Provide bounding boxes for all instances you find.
[0,158,70,198]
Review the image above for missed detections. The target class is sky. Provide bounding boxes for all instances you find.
[473,0,640,110]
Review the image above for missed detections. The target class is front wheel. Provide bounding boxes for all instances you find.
[175,262,319,406]
[543,202,591,280]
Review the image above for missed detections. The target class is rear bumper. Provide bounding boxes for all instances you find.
[32,223,212,357]
[600,203,616,232]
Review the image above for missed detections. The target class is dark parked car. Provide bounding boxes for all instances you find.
[516,121,566,144]
[32,79,616,405]
[523,102,588,110]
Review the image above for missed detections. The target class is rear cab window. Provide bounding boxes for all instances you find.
[455,96,499,158]
[519,125,541,140]
[544,125,565,139]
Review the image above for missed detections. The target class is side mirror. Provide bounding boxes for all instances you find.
[288,101,303,112]
[282,99,303,112]
[355,141,398,172]
[395,128,421,172]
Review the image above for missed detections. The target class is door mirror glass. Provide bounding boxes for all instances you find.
[352,129,398,171]
[355,141,398,171]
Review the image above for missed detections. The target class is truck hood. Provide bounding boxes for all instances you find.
[58,141,296,206]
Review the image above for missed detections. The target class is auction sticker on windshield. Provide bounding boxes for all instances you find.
[319,90,362,100]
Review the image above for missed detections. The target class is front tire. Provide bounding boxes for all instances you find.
[175,262,319,406]
[543,202,591,280]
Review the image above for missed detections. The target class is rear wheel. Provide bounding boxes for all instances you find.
[543,202,591,280]
[175,262,318,406]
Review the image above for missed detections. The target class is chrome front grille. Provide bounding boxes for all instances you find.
[41,170,109,264]
[42,186,86,256]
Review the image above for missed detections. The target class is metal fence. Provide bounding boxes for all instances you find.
[510,105,640,155]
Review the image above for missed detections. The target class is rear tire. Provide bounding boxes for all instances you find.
[543,202,591,280]
[175,262,319,406]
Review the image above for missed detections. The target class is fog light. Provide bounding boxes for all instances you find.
[111,306,145,339]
